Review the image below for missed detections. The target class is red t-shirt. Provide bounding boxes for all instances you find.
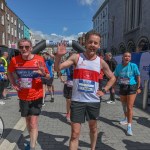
[8,55,49,101]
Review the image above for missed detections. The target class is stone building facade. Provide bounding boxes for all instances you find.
[93,0,150,55]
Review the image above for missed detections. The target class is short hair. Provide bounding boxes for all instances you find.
[105,52,112,57]
[85,30,101,42]
[2,51,8,56]
[18,38,32,47]
[123,51,131,55]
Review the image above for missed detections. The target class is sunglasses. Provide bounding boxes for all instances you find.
[19,46,30,50]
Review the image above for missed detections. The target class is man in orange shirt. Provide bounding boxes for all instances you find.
[8,38,50,150]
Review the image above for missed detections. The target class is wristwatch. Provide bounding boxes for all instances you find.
[101,88,106,94]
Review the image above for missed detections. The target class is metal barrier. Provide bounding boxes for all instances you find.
[142,80,149,109]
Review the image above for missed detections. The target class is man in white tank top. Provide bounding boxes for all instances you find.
[54,30,116,150]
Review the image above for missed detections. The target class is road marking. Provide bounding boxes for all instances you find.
[0,117,26,150]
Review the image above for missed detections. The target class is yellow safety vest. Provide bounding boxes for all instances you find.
[0,57,8,73]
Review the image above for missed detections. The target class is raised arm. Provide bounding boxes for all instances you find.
[54,42,76,72]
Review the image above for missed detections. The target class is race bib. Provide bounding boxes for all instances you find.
[20,78,32,88]
[78,80,95,93]
[120,78,129,85]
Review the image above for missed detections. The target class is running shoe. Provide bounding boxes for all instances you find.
[119,118,128,125]
[50,97,54,102]
[127,125,133,136]
[24,143,35,150]
[107,100,115,104]
[42,102,45,106]
[24,142,30,150]
[0,100,5,105]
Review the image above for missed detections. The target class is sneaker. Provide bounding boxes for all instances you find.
[127,125,133,136]
[50,97,54,102]
[42,102,45,106]
[24,143,30,150]
[24,142,36,150]
[119,118,128,125]
[0,100,5,105]
[1,95,11,100]
[3,96,10,100]
[107,100,115,104]
[66,113,70,122]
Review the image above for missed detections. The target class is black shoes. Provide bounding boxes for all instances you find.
[50,98,54,102]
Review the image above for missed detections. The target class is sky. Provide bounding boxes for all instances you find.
[6,0,105,41]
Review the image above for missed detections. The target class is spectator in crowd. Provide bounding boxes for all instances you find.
[97,49,104,90]
[54,30,116,150]
[114,51,141,136]
[0,58,6,105]
[105,52,117,104]
[7,38,50,150]
[59,52,74,122]
[41,50,55,106]
[0,51,9,100]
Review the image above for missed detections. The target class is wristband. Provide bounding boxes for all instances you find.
[101,88,106,94]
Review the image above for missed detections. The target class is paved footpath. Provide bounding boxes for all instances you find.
[0,79,150,150]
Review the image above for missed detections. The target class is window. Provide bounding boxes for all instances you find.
[8,40,11,48]
[15,30,17,37]
[138,38,149,51]
[14,20,16,25]
[8,24,10,33]
[11,28,14,35]
[11,16,13,23]
[7,14,10,20]
[19,23,20,28]
[119,44,126,54]
[2,32,5,45]
[1,15,4,25]
[127,41,136,52]
[1,2,4,10]
[125,0,142,32]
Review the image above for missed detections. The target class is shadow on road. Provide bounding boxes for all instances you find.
[96,132,115,150]
[17,132,70,150]
[41,110,70,125]
[123,139,150,150]
[133,116,150,129]
[99,116,127,134]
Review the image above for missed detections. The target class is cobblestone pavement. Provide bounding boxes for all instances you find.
[0,79,150,150]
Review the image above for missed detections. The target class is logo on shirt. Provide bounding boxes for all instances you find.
[79,61,86,66]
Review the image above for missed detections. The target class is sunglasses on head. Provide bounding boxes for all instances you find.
[19,45,30,50]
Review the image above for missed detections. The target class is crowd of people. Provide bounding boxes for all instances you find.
[0,30,141,150]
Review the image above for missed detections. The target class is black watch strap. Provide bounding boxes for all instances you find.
[101,88,106,94]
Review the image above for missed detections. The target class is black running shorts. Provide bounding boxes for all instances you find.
[63,84,72,99]
[19,98,42,117]
[70,101,100,123]
[41,77,54,86]
[119,84,138,95]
